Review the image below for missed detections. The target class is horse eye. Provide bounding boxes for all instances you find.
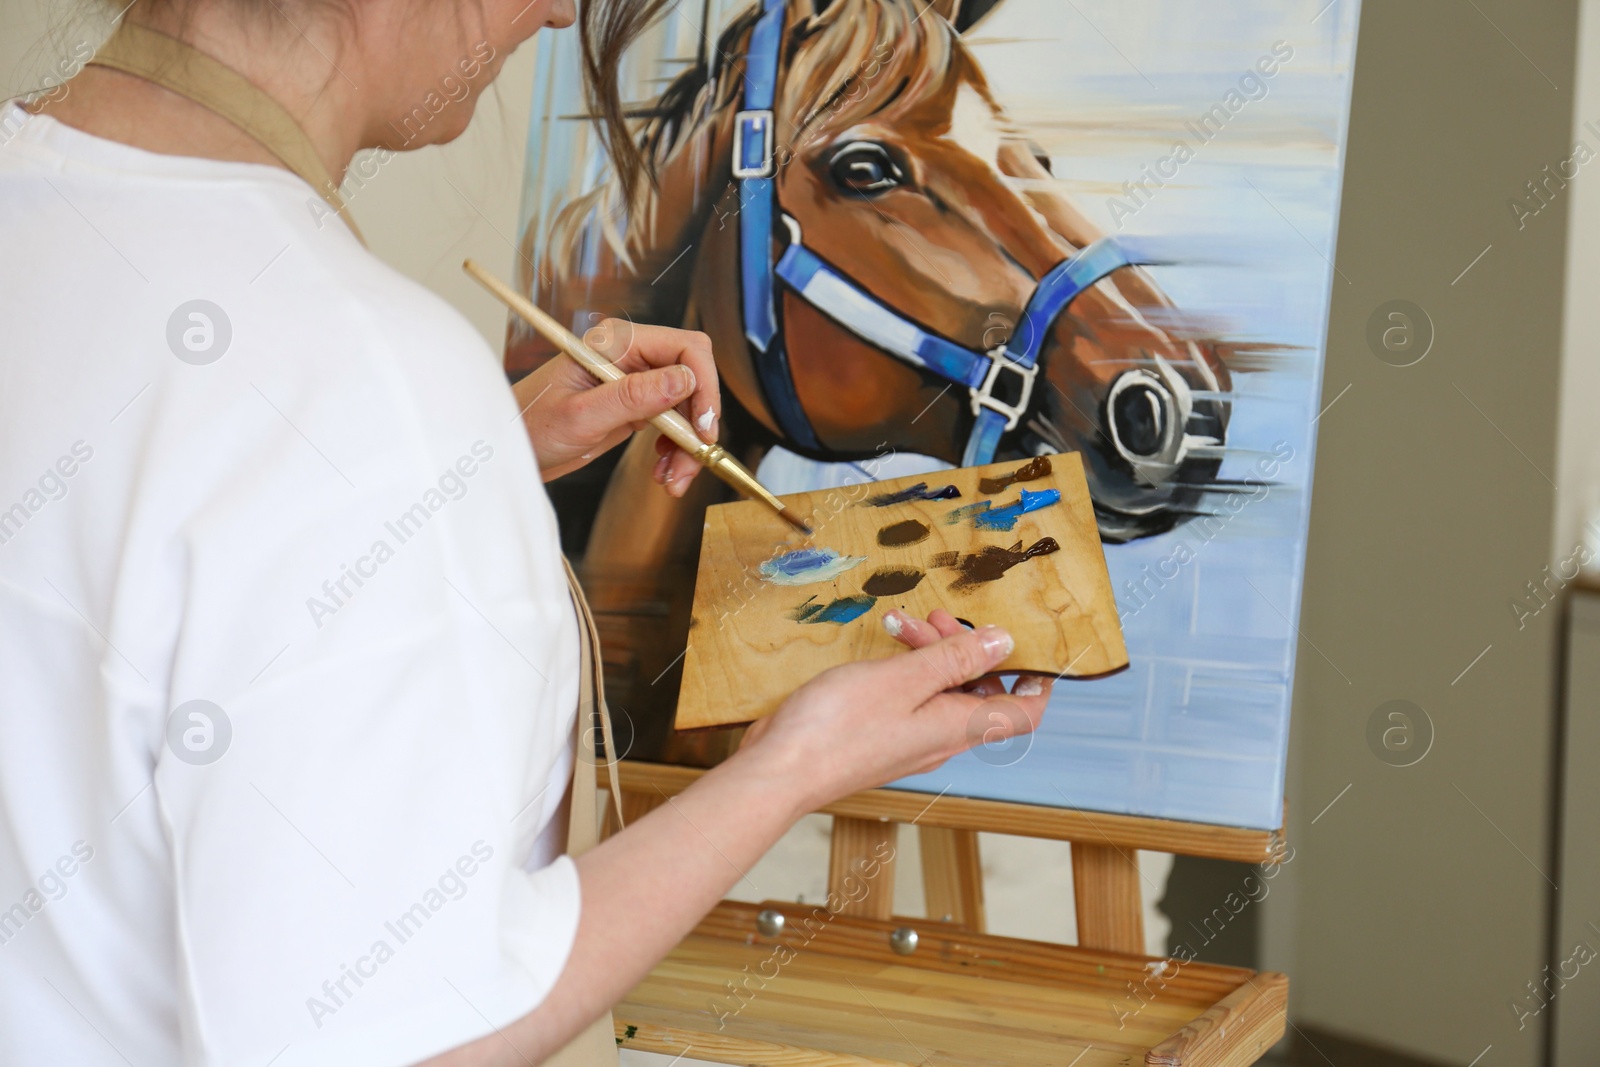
[829,142,903,195]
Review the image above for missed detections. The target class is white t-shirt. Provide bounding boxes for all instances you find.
[0,103,582,1066]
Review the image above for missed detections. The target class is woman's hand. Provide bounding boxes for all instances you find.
[451,610,1053,1065]
[738,612,1054,815]
[512,318,721,489]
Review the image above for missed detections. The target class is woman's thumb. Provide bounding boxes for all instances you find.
[890,625,1014,704]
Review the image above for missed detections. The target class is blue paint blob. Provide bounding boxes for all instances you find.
[865,482,962,507]
[790,594,876,625]
[973,488,1063,532]
[759,547,867,586]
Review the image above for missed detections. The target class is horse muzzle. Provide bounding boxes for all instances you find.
[1103,363,1226,487]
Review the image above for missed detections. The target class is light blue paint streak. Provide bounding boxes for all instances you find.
[759,547,867,586]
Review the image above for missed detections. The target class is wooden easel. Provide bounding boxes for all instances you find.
[600,760,1288,1067]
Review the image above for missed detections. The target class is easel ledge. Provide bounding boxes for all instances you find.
[614,900,1288,1067]
[599,759,1290,1067]
[597,760,1287,864]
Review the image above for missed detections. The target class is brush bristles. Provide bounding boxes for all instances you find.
[778,506,814,536]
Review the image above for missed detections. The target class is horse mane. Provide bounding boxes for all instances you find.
[777,0,1003,146]
[640,0,1005,166]
[543,0,1006,281]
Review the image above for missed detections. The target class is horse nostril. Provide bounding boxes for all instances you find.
[1110,381,1167,457]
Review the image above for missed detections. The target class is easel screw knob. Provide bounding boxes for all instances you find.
[889,927,919,956]
[756,909,786,938]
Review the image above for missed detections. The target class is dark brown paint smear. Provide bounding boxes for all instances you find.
[977,455,1052,495]
[929,550,959,568]
[861,567,924,596]
[877,519,930,547]
[951,537,1061,591]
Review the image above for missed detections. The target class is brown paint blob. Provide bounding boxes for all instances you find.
[951,537,1061,591]
[977,455,1053,495]
[861,567,925,597]
[929,550,959,568]
[877,519,930,547]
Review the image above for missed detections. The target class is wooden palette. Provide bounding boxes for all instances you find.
[676,453,1128,730]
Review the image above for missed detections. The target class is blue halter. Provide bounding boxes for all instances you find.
[734,0,1160,466]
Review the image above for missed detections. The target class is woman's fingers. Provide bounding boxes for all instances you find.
[518,320,725,483]
[883,610,1006,696]
[651,433,701,494]
[879,624,1014,708]
[882,609,942,648]
[882,608,970,648]
[571,364,696,470]
[1011,675,1055,701]
[925,612,1008,693]
[579,363,695,426]
[969,677,1008,698]
[582,318,722,444]
[579,318,721,496]
[964,690,1048,751]
[751,620,1050,801]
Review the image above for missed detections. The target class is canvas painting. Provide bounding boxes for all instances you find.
[507,0,1361,830]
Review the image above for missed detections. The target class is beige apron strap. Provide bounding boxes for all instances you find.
[564,556,625,847]
[84,21,365,244]
[546,559,624,1067]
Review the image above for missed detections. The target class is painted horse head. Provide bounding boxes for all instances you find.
[514,0,1231,543]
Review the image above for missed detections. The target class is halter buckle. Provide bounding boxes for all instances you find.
[970,348,1038,431]
[733,110,776,179]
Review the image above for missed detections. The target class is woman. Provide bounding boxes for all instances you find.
[0,0,1050,1062]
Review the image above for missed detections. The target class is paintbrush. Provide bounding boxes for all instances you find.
[463,259,814,536]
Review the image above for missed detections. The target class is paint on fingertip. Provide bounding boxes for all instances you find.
[696,408,716,435]
[882,612,904,637]
[1014,676,1045,696]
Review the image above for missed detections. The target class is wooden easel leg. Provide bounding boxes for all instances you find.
[918,826,985,932]
[828,817,898,920]
[1070,842,1145,954]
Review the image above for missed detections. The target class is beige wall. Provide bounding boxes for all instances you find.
[1261,1,1580,1064]
[341,58,537,348]
[2,0,537,348]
